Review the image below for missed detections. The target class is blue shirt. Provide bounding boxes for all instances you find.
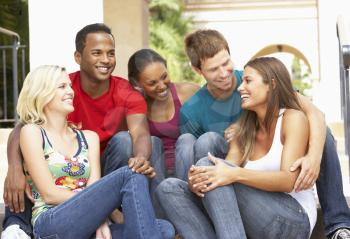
[180,70,243,138]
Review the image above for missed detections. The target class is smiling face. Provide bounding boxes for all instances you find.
[137,62,171,101]
[198,49,234,96]
[45,73,74,114]
[239,66,270,111]
[74,32,116,84]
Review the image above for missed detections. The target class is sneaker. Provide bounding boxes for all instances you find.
[1,225,30,239]
[331,228,350,239]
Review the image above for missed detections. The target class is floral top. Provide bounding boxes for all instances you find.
[24,127,90,225]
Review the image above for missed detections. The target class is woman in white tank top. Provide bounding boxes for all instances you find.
[185,57,317,238]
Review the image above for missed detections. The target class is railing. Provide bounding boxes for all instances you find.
[337,15,350,161]
[0,27,26,125]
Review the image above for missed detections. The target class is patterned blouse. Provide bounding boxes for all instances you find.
[24,127,90,225]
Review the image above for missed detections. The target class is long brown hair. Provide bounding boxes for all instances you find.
[236,57,302,162]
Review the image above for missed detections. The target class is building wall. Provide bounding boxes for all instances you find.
[28,0,104,73]
[184,1,319,76]
[28,0,149,79]
[316,0,350,123]
[183,0,348,123]
[104,0,149,79]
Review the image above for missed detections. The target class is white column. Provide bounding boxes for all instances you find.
[28,0,103,73]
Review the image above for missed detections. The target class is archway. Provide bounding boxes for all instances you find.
[252,44,312,73]
[251,44,313,96]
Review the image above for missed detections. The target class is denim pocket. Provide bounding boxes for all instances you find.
[263,216,309,239]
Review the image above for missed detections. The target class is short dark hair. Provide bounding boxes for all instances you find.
[128,48,167,87]
[75,23,114,53]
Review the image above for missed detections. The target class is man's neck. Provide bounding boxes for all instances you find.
[80,75,110,99]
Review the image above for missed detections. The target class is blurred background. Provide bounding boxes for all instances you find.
[1,1,350,237]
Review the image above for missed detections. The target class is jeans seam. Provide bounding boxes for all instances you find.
[130,173,146,239]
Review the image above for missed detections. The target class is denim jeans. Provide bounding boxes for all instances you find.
[2,131,172,237]
[179,129,350,236]
[101,131,165,218]
[317,128,350,235]
[156,157,310,239]
[33,166,174,239]
[2,195,33,237]
[174,132,228,181]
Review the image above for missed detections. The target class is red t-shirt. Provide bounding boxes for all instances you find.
[68,71,147,154]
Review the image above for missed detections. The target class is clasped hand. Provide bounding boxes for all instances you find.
[128,156,156,178]
[188,153,236,197]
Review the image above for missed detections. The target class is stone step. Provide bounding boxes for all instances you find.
[0,202,347,238]
[0,145,7,205]
[0,128,11,145]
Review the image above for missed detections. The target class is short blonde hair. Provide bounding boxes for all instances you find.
[17,65,67,125]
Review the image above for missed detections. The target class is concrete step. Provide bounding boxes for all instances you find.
[0,202,345,238]
[0,128,11,145]
[328,121,346,154]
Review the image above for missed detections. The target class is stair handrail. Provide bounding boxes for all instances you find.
[0,27,21,122]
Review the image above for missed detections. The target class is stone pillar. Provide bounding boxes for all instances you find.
[104,0,149,79]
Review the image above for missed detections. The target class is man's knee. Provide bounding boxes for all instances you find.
[194,132,227,158]
[176,133,196,147]
[108,131,132,148]
[196,157,214,166]
[196,132,222,147]
[156,178,184,196]
[102,132,132,175]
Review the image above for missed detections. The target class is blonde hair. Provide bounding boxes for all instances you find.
[17,65,67,125]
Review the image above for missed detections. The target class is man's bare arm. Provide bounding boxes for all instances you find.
[290,93,326,191]
[3,123,31,212]
[126,114,155,178]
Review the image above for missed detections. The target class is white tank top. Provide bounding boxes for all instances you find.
[244,109,317,233]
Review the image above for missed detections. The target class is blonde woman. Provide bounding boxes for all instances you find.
[157,57,317,239]
[17,65,174,239]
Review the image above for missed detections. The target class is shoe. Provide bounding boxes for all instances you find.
[1,224,30,239]
[331,228,350,239]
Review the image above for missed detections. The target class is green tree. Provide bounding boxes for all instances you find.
[0,0,29,126]
[149,0,203,84]
[291,56,313,96]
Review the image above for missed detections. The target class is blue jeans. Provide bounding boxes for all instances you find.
[2,131,173,237]
[33,166,174,239]
[317,128,350,235]
[180,129,350,236]
[156,157,310,239]
[102,131,197,188]
[101,131,165,218]
[2,195,33,237]
[174,133,228,181]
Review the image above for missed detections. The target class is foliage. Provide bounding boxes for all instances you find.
[0,0,28,45]
[149,0,204,84]
[291,56,313,96]
[0,0,29,126]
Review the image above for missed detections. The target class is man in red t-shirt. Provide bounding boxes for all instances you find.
[68,23,155,178]
[1,23,157,237]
